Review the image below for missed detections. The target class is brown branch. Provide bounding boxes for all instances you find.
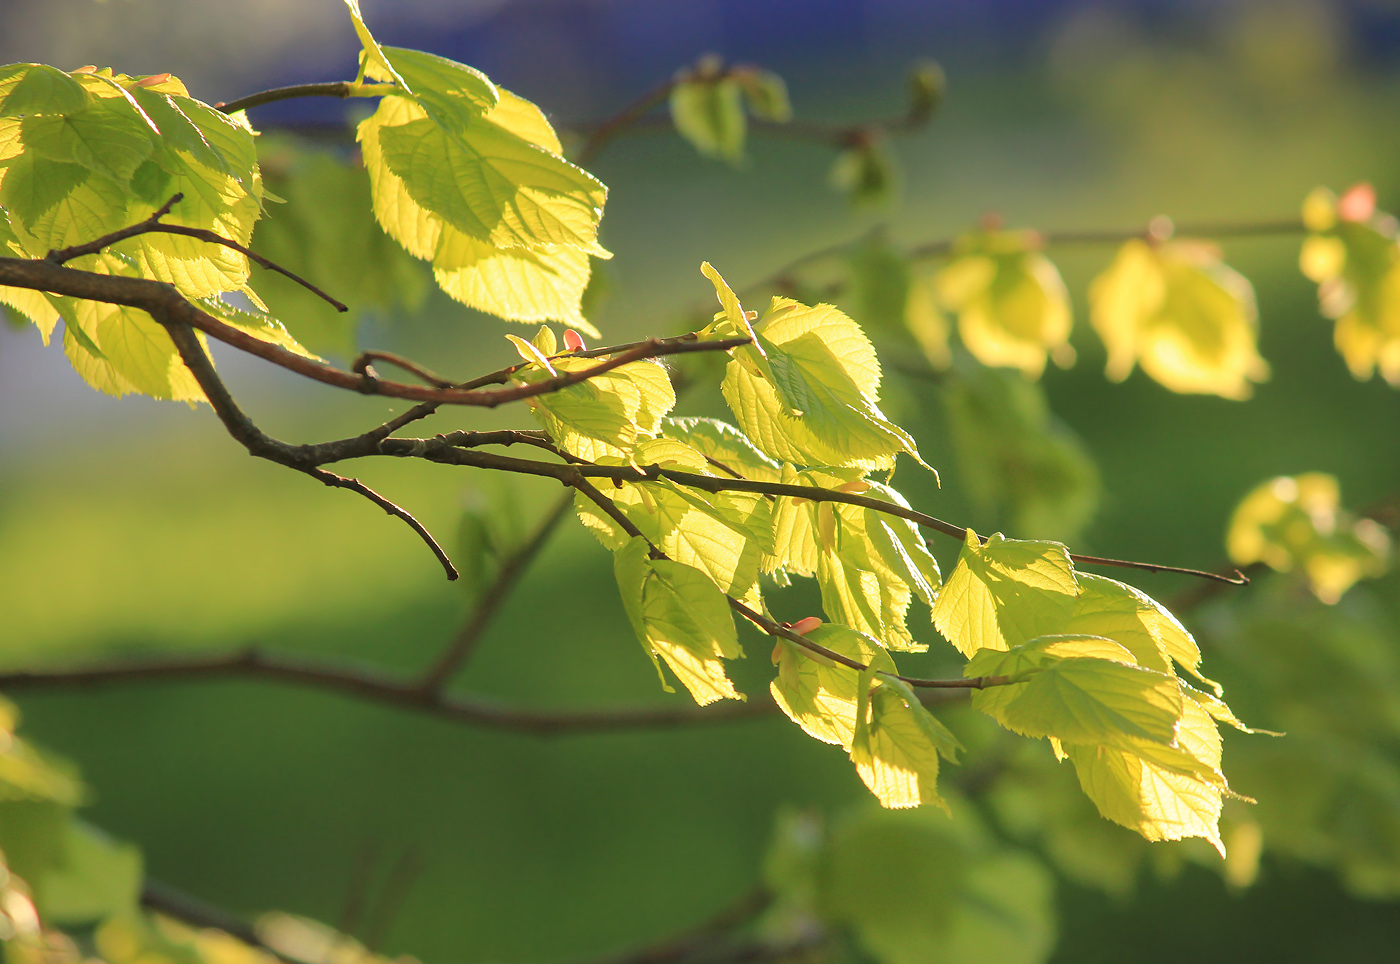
[570,60,939,166]
[0,256,745,406]
[46,195,348,313]
[216,81,362,115]
[160,321,459,580]
[352,350,453,388]
[386,444,1245,586]
[563,468,1001,691]
[417,491,576,691]
[0,649,777,735]
[142,879,298,964]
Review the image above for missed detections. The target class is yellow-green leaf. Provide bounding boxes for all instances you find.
[1228,472,1392,603]
[1090,239,1268,399]
[931,529,1080,657]
[613,536,744,705]
[670,77,746,163]
[851,673,962,810]
[936,231,1072,378]
[771,624,897,748]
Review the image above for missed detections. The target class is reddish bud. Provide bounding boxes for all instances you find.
[789,616,823,636]
[1338,183,1376,223]
[563,329,586,352]
[137,73,172,88]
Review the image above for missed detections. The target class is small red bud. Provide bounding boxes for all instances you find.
[790,616,823,636]
[563,329,586,352]
[1338,183,1376,223]
[137,73,172,88]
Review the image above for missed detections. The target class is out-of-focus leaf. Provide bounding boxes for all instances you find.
[1299,184,1400,386]
[670,75,746,163]
[829,138,897,208]
[936,230,1072,378]
[1090,238,1268,399]
[1227,473,1391,603]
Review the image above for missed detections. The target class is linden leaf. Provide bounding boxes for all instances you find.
[771,624,897,748]
[1090,239,1269,399]
[614,536,744,705]
[851,672,962,810]
[670,76,746,163]
[1228,473,1392,603]
[936,231,1072,378]
[1299,185,1400,385]
[931,529,1080,657]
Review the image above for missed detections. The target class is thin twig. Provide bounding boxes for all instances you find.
[160,321,459,580]
[0,257,744,408]
[360,848,424,953]
[46,195,348,312]
[417,491,575,691]
[573,78,678,165]
[389,444,1246,586]
[141,879,297,964]
[216,81,377,115]
[352,351,453,388]
[309,468,459,580]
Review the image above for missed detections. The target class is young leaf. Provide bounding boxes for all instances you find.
[670,76,746,164]
[851,672,962,810]
[660,416,782,483]
[1228,473,1392,604]
[936,230,1073,378]
[713,281,931,472]
[613,536,744,705]
[357,91,608,327]
[1090,239,1269,399]
[1299,184,1400,386]
[829,138,897,208]
[931,529,1080,657]
[771,624,897,748]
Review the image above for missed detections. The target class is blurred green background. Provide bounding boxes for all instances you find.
[3,0,1400,960]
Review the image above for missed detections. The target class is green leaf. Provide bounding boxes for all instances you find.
[520,353,675,460]
[380,46,498,127]
[20,103,155,187]
[59,299,205,402]
[1227,472,1392,604]
[972,639,1184,747]
[829,139,897,208]
[931,529,1080,657]
[358,91,609,326]
[821,805,1056,964]
[1090,239,1268,399]
[660,416,781,482]
[735,68,792,122]
[0,153,90,231]
[771,624,897,748]
[1298,185,1400,386]
[851,672,961,810]
[670,77,746,163]
[936,231,1072,378]
[613,536,744,705]
[719,292,931,472]
[39,820,142,926]
[0,64,93,117]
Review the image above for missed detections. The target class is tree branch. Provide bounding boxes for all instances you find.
[46,194,348,313]
[382,443,1246,586]
[0,649,779,735]
[141,879,298,964]
[0,256,746,408]
[215,81,396,115]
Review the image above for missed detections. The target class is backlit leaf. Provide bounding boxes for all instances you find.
[936,231,1072,378]
[771,624,897,748]
[613,535,744,705]
[851,672,962,810]
[1227,472,1391,603]
[931,529,1080,657]
[670,76,746,163]
[1090,239,1268,399]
